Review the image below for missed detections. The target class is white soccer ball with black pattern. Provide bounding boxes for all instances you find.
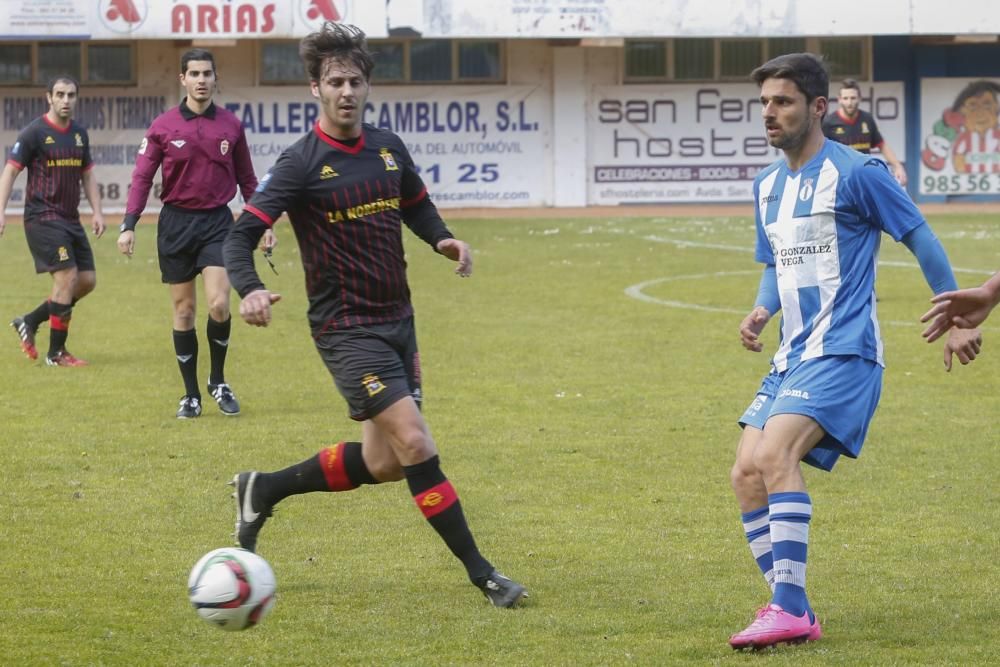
[188,547,276,631]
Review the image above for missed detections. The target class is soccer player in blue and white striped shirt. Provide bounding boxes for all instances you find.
[727,53,982,650]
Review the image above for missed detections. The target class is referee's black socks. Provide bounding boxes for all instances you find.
[172,329,200,399]
[206,315,231,386]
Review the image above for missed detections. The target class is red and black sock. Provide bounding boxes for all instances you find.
[48,301,72,357]
[23,299,51,330]
[404,455,493,583]
[257,442,377,507]
[206,316,231,386]
[172,329,200,399]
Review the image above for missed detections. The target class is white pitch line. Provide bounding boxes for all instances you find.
[625,270,1000,332]
[640,235,994,276]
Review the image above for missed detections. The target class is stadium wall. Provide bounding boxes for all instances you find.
[2,2,1000,211]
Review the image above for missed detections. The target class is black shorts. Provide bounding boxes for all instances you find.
[314,317,423,421]
[157,204,233,284]
[24,217,95,274]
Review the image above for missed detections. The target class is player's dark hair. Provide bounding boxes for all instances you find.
[951,79,1000,112]
[750,53,829,102]
[299,22,375,83]
[46,75,79,95]
[840,79,861,93]
[181,48,216,75]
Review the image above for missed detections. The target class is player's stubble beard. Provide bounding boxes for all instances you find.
[768,109,815,153]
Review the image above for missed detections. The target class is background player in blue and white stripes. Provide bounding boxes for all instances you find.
[726,53,983,650]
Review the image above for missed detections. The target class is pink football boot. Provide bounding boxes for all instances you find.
[729,603,817,650]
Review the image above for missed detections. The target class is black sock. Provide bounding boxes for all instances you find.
[206,316,231,386]
[257,442,378,507]
[48,302,72,357]
[172,329,200,399]
[23,300,51,330]
[404,455,493,583]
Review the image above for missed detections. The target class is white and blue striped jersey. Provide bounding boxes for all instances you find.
[754,139,925,371]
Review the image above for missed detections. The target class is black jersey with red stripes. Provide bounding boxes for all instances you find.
[6,115,93,223]
[822,108,884,154]
[241,122,452,334]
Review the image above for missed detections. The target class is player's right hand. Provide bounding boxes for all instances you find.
[239,289,282,327]
[739,306,771,352]
[921,287,996,342]
[117,230,135,257]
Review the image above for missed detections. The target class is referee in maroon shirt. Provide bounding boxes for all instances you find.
[117,49,274,419]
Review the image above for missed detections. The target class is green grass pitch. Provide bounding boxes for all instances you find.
[0,212,998,665]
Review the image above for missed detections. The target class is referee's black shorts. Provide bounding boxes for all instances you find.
[314,317,423,421]
[25,217,96,274]
[157,203,233,284]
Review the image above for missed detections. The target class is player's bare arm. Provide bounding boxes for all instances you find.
[739,306,771,352]
[921,271,1000,340]
[117,229,135,257]
[942,326,982,371]
[0,163,23,238]
[81,169,105,238]
[239,289,282,327]
[878,142,908,186]
[436,238,472,277]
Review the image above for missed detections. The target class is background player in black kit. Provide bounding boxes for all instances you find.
[118,49,274,419]
[0,75,106,366]
[223,22,527,608]
[823,79,908,185]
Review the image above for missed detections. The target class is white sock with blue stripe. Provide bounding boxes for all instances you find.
[741,506,775,592]
[769,491,812,619]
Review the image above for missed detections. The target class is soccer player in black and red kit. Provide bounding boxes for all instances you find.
[118,49,274,419]
[223,22,527,608]
[822,79,908,186]
[1,75,106,366]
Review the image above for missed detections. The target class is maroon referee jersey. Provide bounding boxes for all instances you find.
[235,122,453,335]
[6,115,93,223]
[123,99,256,227]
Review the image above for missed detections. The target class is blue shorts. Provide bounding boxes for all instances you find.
[738,355,883,471]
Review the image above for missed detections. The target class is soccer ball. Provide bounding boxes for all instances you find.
[188,547,276,631]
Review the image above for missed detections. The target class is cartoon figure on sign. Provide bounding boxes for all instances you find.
[922,80,1000,173]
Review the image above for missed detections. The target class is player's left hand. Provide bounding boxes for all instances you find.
[436,238,472,277]
[892,164,908,187]
[942,327,982,371]
[259,229,277,252]
[92,213,106,239]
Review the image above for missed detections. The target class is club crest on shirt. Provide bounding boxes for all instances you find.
[319,165,338,179]
[45,136,55,145]
[799,178,814,202]
[861,122,869,134]
[362,374,386,397]
[834,127,845,135]
[220,139,229,156]
[58,246,69,262]
[379,147,399,171]
[74,133,83,147]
